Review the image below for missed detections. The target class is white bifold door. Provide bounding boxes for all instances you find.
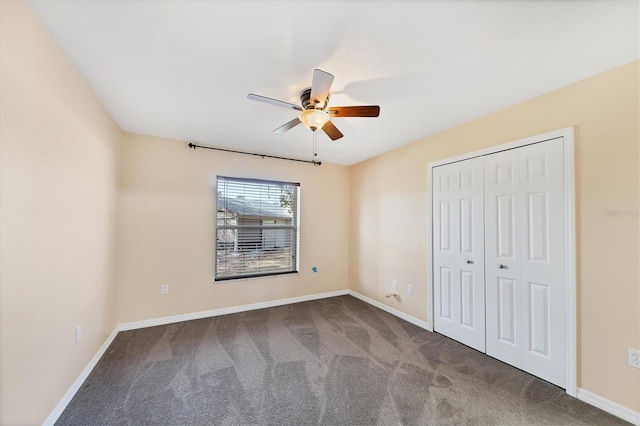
[433,157,486,352]
[433,139,566,388]
[484,140,565,387]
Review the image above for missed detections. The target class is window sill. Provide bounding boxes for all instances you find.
[213,271,299,283]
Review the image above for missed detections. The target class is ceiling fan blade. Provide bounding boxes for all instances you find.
[247,94,302,111]
[321,120,343,141]
[328,105,380,118]
[310,69,334,106]
[273,117,302,134]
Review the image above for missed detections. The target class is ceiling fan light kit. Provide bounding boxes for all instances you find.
[299,109,329,131]
[248,69,380,141]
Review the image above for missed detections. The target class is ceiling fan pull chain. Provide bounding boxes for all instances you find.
[312,131,318,164]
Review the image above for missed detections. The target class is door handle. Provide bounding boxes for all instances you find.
[466,260,474,264]
[499,264,508,269]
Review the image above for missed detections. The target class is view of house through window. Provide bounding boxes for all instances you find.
[215,176,300,280]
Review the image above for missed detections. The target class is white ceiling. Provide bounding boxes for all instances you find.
[27,1,639,166]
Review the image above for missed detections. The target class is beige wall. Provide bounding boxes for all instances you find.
[2,0,638,422]
[350,61,640,412]
[0,1,123,424]
[117,133,350,323]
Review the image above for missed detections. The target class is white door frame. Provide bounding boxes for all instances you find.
[426,127,576,397]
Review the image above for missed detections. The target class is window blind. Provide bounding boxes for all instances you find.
[215,176,300,281]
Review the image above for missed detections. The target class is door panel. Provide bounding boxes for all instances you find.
[485,148,523,367]
[440,200,452,251]
[529,282,550,357]
[527,192,549,262]
[460,270,474,328]
[460,198,474,254]
[433,157,485,352]
[440,267,452,319]
[497,277,516,344]
[519,140,565,386]
[497,195,515,259]
[485,139,565,387]
[496,161,514,184]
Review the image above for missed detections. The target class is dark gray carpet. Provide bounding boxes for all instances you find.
[56,295,627,425]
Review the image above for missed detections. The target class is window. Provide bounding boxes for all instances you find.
[215,176,300,281]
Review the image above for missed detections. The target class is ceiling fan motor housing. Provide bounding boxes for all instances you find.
[300,88,327,110]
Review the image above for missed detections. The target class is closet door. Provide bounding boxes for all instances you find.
[484,139,565,387]
[433,157,485,352]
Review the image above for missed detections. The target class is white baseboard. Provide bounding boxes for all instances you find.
[43,327,119,426]
[347,290,432,331]
[118,290,349,331]
[576,388,640,425]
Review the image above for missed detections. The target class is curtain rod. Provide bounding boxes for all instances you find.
[188,142,321,166]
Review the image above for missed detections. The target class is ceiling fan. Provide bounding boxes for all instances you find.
[247,69,380,141]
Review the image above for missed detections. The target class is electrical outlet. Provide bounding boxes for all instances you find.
[392,280,397,290]
[407,284,413,295]
[161,284,169,295]
[629,348,640,368]
[312,266,318,278]
[75,326,81,344]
